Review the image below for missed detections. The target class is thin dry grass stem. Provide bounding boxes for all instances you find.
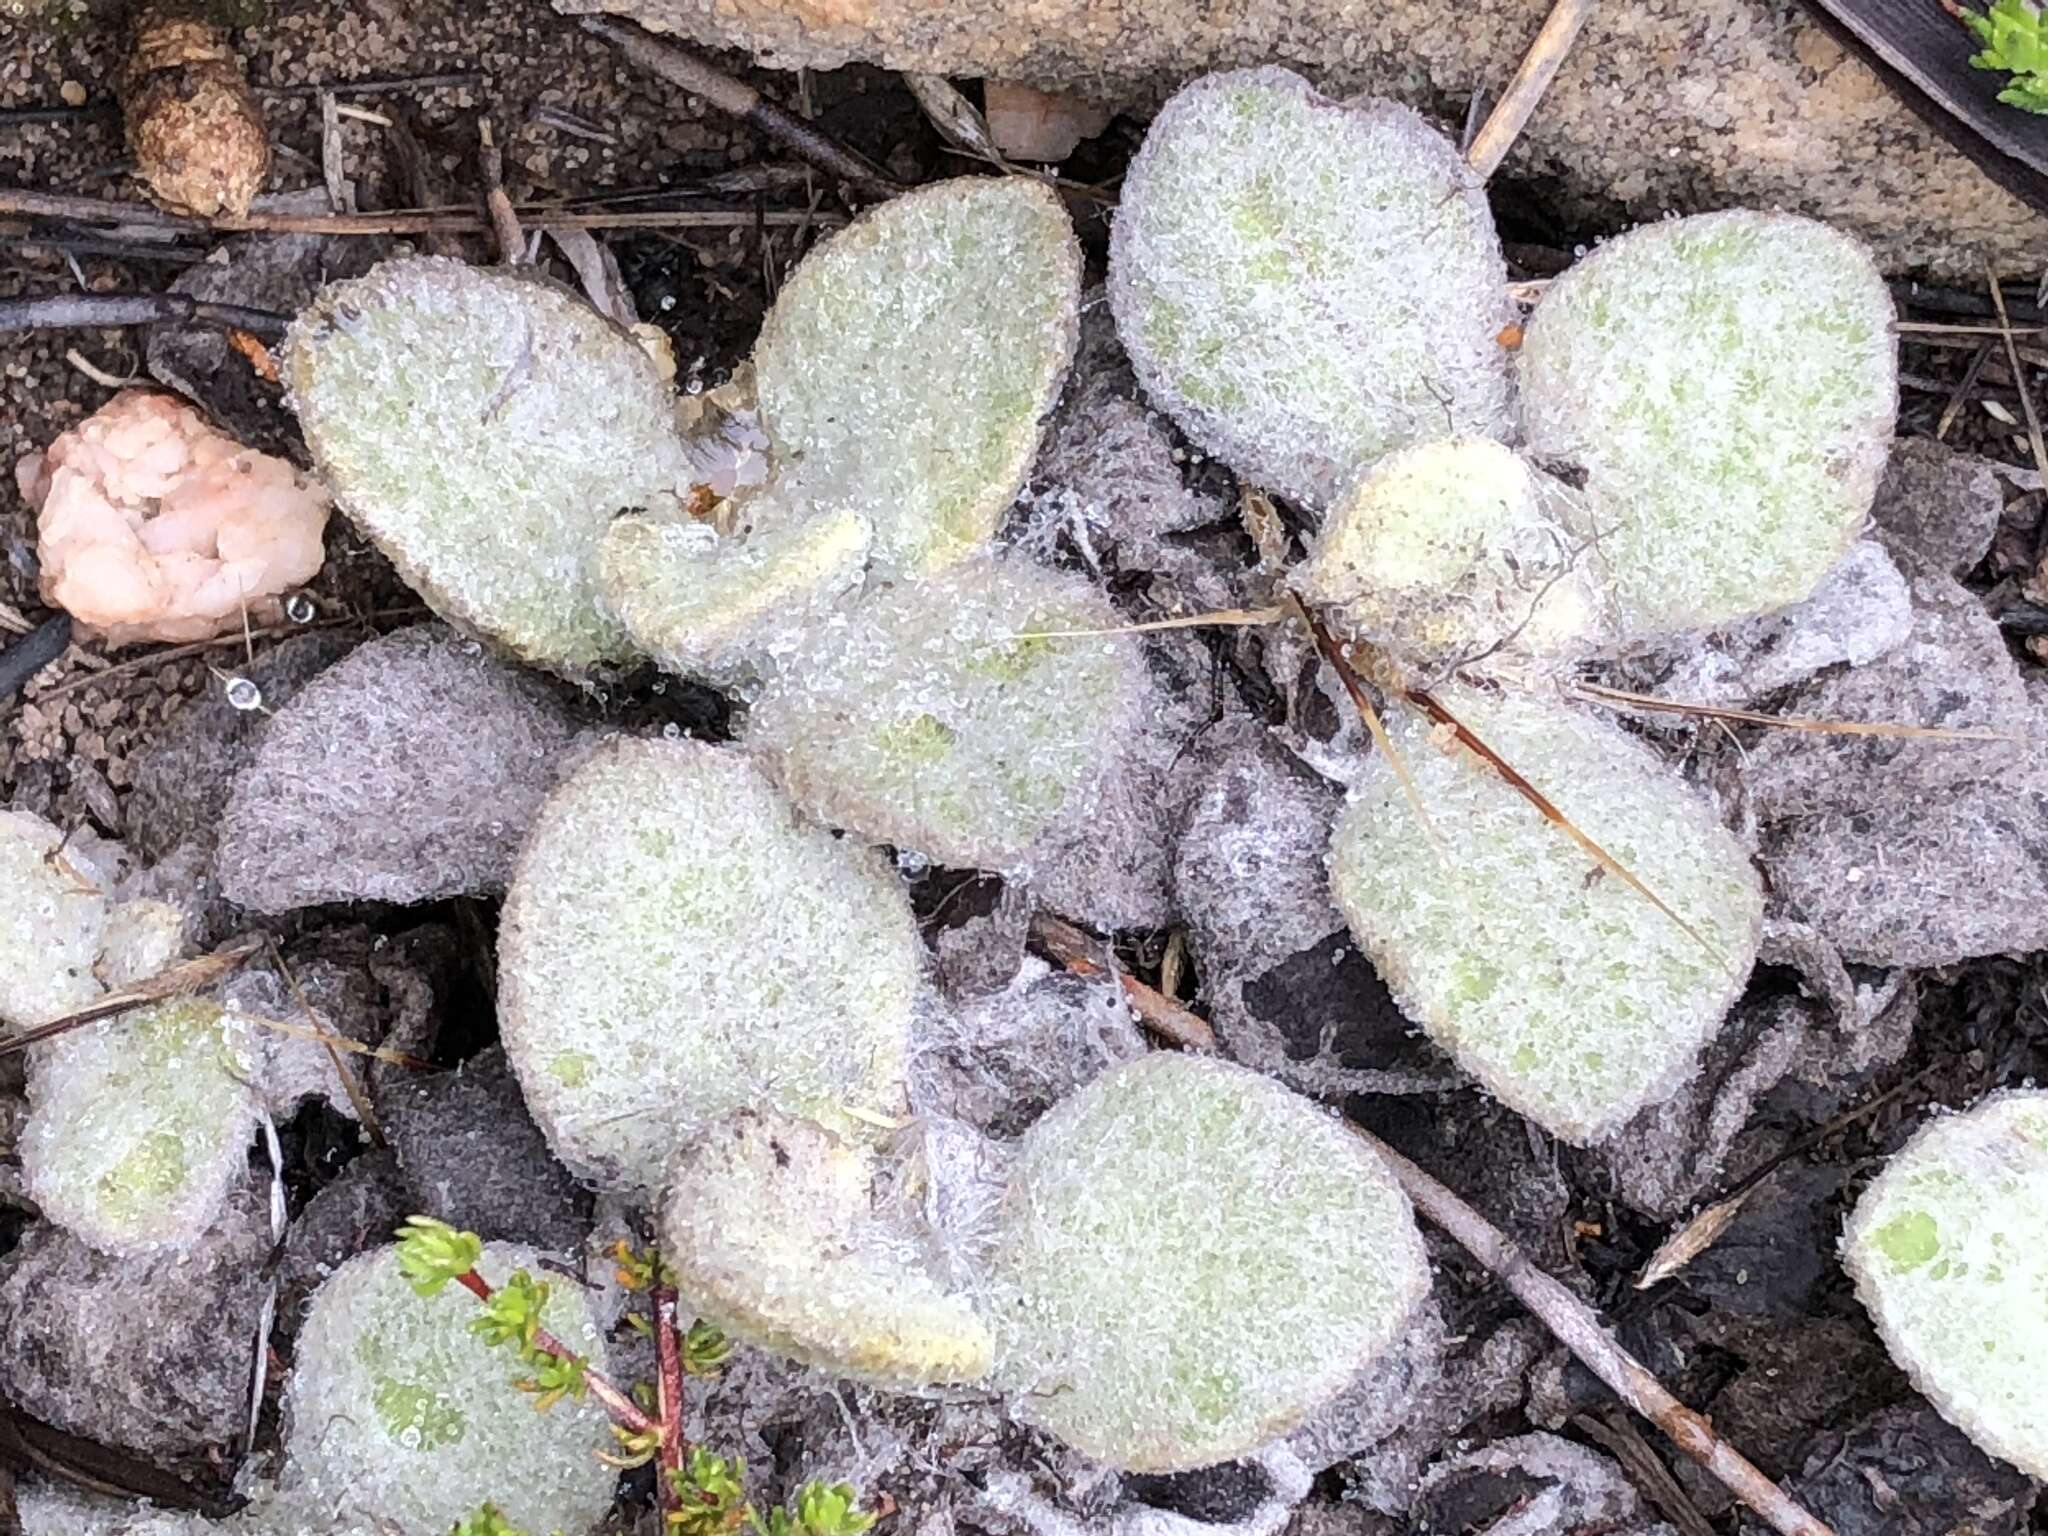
[1009,605,1283,640]
[1572,681,2023,743]
[32,605,430,699]
[1896,318,2048,336]
[1404,686,1734,972]
[1573,1408,1720,1536]
[1026,912,1218,1052]
[1348,1124,1837,1536]
[1937,338,1998,441]
[1989,261,2048,484]
[1464,0,1599,179]
[1290,597,1451,865]
[235,1011,433,1072]
[267,938,384,1147]
[0,936,263,1056]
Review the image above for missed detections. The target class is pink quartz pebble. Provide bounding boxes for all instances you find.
[19,390,331,646]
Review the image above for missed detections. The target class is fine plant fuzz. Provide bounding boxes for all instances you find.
[657,1110,995,1388]
[1109,66,1514,510]
[284,1242,616,1536]
[1518,210,1896,638]
[751,176,1082,570]
[1845,1091,2048,1477]
[985,1053,1430,1472]
[0,808,108,1029]
[1293,436,1610,674]
[743,556,1143,873]
[284,256,686,670]
[498,737,923,1194]
[598,503,873,685]
[1327,686,1765,1144]
[19,998,257,1256]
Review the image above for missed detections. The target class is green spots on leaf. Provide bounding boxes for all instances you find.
[1870,1209,1941,1271]
[546,1051,594,1089]
[372,1377,469,1449]
[873,713,957,766]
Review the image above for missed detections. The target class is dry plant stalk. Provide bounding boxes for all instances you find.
[121,1,271,219]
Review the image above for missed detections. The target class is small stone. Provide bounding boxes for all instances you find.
[1870,436,2005,574]
[58,79,86,107]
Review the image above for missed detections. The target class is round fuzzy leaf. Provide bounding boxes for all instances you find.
[752,177,1081,571]
[1518,210,1896,639]
[284,256,686,670]
[1293,436,1611,673]
[1327,686,1763,1144]
[658,1110,994,1388]
[499,737,922,1194]
[0,809,108,1030]
[598,502,872,685]
[742,556,1140,873]
[1846,1092,2048,1478]
[284,1243,615,1535]
[1110,67,1514,511]
[985,1053,1429,1472]
[20,998,256,1254]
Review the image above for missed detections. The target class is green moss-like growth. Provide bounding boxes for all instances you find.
[284,256,686,670]
[1109,67,1514,510]
[19,997,256,1254]
[743,556,1140,873]
[1517,210,1896,637]
[985,1054,1429,1471]
[1845,1092,2048,1478]
[1327,686,1764,1144]
[752,177,1081,570]
[284,1243,614,1535]
[657,1111,994,1388]
[498,737,923,1194]
[598,502,872,685]
[0,808,107,1030]
[1293,436,1610,674]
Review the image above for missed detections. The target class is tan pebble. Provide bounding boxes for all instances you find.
[59,79,87,107]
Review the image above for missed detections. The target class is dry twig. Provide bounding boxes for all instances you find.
[0,937,264,1057]
[1026,913,1217,1052]
[1988,261,2048,484]
[1465,0,1599,179]
[0,291,289,338]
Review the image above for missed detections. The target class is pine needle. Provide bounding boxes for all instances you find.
[1406,687,1736,973]
[1574,681,2023,742]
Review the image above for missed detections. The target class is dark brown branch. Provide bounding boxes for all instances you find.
[0,292,289,338]
[580,17,902,199]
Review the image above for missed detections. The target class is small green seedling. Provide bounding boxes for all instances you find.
[598,502,872,686]
[657,1110,994,1388]
[1960,0,2048,112]
[1293,436,1610,677]
[984,1053,1429,1471]
[498,737,922,1194]
[743,555,1143,873]
[752,176,1082,571]
[285,1239,616,1536]
[1845,1091,2048,1477]
[1326,686,1764,1144]
[1110,66,1514,509]
[285,256,686,670]
[1518,210,1896,638]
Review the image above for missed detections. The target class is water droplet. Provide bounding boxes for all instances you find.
[461,640,483,657]
[661,722,683,740]
[284,593,316,624]
[224,676,262,711]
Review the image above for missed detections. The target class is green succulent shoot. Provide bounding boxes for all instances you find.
[1959,0,2048,112]
[397,1214,485,1296]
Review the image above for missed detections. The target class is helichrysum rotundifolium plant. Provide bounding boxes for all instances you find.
[983,1053,1430,1472]
[282,1242,615,1536]
[497,736,923,1195]
[1326,685,1765,1144]
[0,806,108,1029]
[1109,66,1515,510]
[749,175,1082,571]
[743,554,1145,874]
[1845,1092,2048,1478]
[284,255,687,671]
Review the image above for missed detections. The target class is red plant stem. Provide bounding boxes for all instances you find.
[454,1269,659,1437]
[653,1285,688,1517]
